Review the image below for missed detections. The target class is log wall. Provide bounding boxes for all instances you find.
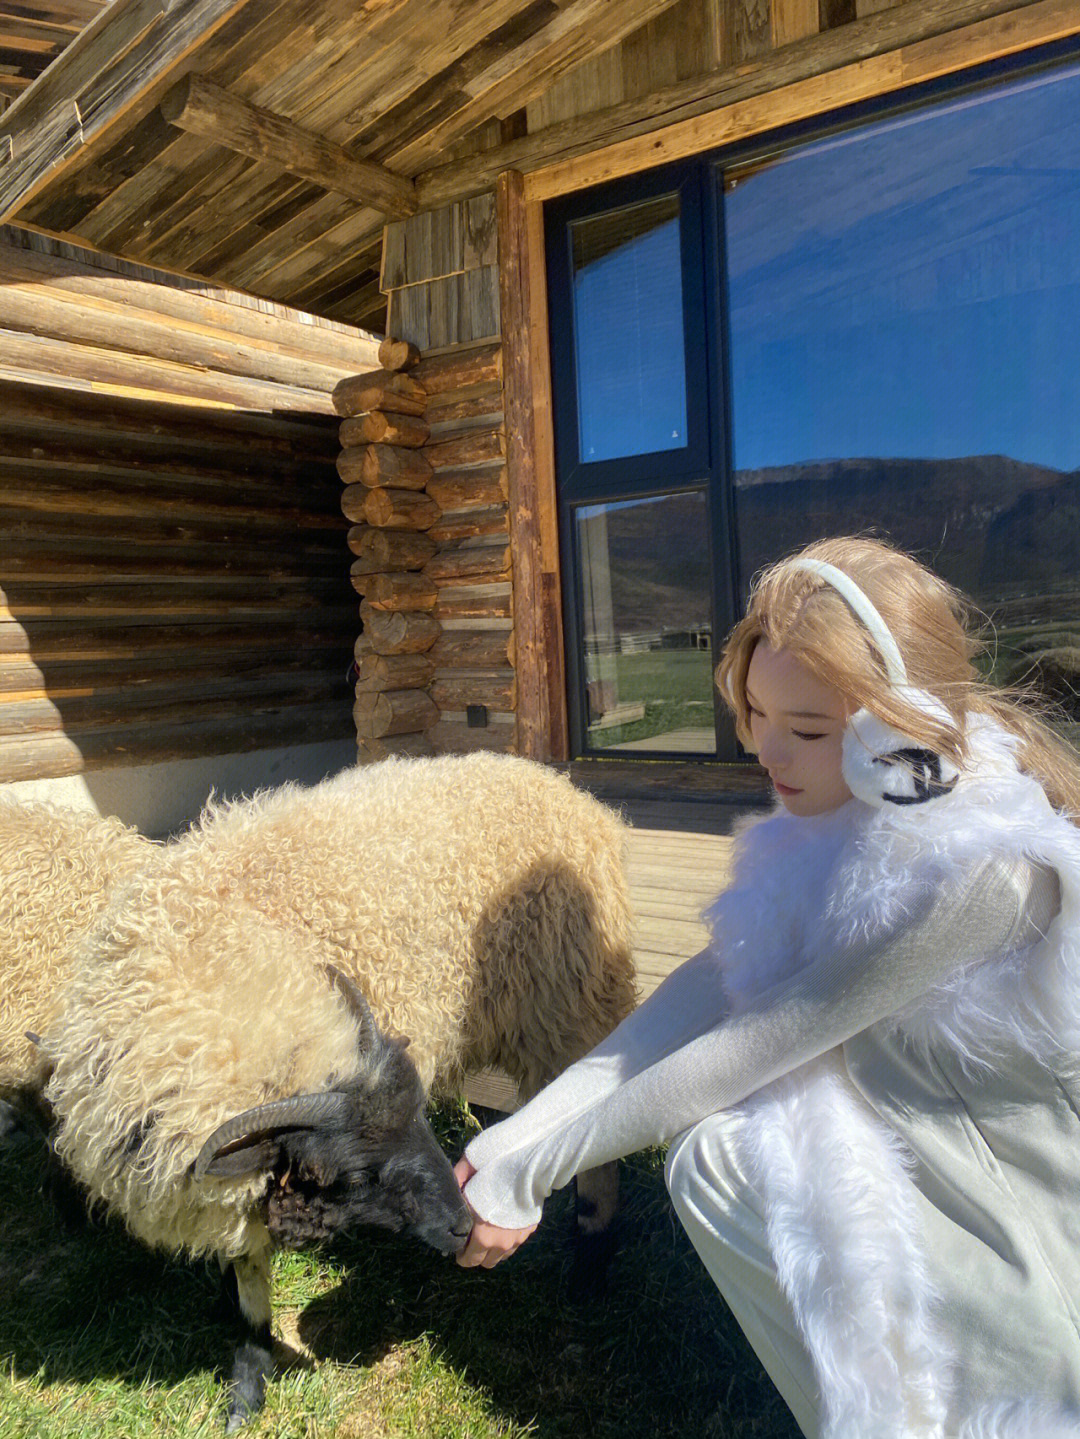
[0,226,381,784]
[337,334,515,760]
[339,194,516,760]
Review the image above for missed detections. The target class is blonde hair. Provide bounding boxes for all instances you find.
[716,535,1080,819]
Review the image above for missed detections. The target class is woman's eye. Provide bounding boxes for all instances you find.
[792,730,826,741]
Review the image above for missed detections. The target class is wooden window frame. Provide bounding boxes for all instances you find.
[502,5,1080,764]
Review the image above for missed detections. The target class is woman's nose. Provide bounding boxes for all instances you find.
[756,727,788,770]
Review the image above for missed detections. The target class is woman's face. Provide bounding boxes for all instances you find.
[744,642,853,816]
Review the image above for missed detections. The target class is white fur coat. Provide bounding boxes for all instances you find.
[705,718,1080,1439]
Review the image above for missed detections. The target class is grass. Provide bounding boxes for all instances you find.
[587,650,718,750]
[0,1101,799,1439]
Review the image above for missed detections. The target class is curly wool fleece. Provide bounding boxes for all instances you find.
[0,798,155,1092]
[44,753,635,1261]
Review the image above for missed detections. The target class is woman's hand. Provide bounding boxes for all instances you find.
[453,1157,538,1268]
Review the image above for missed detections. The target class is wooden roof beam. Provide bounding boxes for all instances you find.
[161,73,418,217]
[412,0,1076,208]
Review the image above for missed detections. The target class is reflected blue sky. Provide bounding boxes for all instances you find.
[572,203,688,462]
[725,61,1080,474]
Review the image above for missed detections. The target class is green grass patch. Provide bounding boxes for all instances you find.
[0,1103,798,1438]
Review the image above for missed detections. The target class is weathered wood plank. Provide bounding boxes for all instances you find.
[373,0,690,174]
[0,576,349,618]
[0,327,335,412]
[0,668,346,734]
[0,0,264,223]
[434,589,512,623]
[0,617,355,658]
[499,172,570,761]
[772,0,821,43]
[0,233,380,372]
[427,717,516,754]
[0,648,346,698]
[0,278,366,393]
[412,340,503,395]
[0,541,343,581]
[416,0,1074,206]
[160,72,418,214]
[1,467,344,528]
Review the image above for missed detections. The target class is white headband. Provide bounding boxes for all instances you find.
[787,557,908,688]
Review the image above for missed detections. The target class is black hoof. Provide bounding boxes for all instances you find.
[225,1334,273,1430]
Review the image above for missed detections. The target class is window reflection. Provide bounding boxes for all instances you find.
[571,194,688,463]
[725,60,1080,738]
[576,492,716,753]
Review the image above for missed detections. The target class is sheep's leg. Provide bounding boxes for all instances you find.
[221,1249,274,1432]
[572,1161,619,1292]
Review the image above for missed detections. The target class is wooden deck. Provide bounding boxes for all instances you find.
[465,795,758,1111]
[621,795,745,1001]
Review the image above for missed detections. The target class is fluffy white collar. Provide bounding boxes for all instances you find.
[707,715,1080,1068]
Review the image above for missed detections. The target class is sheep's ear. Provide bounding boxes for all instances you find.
[199,1135,280,1179]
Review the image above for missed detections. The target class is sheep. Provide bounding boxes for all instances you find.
[40,752,636,1424]
[44,892,471,1430]
[134,751,638,1245]
[0,796,156,1131]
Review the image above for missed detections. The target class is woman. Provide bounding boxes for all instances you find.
[454,536,1080,1439]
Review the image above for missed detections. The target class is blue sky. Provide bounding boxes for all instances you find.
[724,60,1080,474]
[570,58,1080,476]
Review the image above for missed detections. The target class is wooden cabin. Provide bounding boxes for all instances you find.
[0,0,1077,906]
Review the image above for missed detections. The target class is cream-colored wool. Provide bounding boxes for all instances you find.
[43,753,635,1262]
[0,797,155,1093]
[47,881,368,1259]
[157,753,637,1100]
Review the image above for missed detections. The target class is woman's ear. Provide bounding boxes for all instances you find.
[842,690,959,807]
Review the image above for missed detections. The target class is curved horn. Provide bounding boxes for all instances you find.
[193,1091,349,1180]
[324,963,380,1053]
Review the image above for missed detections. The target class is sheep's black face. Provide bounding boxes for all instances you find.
[266,1051,471,1257]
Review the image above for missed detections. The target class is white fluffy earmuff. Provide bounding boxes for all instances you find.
[788,558,960,808]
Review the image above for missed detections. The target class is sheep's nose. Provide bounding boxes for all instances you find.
[448,1220,472,1254]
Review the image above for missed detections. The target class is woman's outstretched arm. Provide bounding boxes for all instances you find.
[459,852,1059,1245]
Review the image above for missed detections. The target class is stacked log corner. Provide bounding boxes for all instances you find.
[336,338,438,761]
[336,335,514,761]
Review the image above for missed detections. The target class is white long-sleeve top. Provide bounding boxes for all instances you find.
[462,852,1060,1230]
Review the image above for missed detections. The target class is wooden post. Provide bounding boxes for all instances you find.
[497,169,567,761]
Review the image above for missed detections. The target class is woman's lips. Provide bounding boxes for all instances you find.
[773,781,802,796]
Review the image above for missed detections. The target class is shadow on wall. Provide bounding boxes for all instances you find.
[1,379,358,836]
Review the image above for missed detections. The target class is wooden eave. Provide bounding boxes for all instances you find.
[0,0,689,323]
[0,0,110,106]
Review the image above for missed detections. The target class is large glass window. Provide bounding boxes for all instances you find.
[724,58,1080,720]
[549,44,1080,761]
[570,195,688,462]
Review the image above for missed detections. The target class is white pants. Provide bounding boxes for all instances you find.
[665,1111,821,1439]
